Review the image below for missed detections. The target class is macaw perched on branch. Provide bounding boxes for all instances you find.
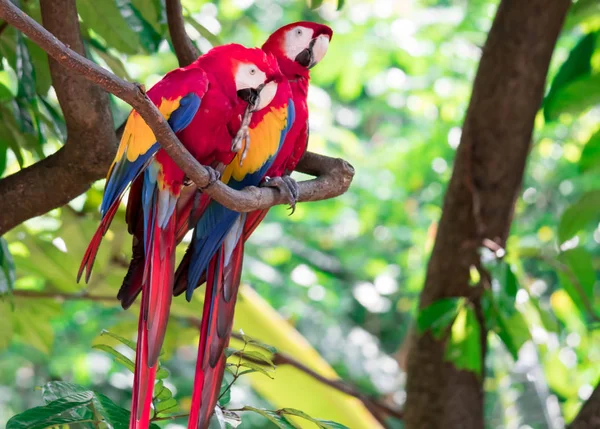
[77,44,284,429]
[172,22,332,429]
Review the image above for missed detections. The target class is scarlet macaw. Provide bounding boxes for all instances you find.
[172,22,332,429]
[77,44,285,429]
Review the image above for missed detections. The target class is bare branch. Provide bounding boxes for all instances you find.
[165,0,199,67]
[11,289,117,302]
[228,331,403,423]
[0,0,354,222]
[0,0,117,236]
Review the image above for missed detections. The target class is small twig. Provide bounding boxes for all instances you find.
[229,332,403,421]
[151,413,189,422]
[0,0,354,215]
[165,0,199,67]
[9,290,118,302]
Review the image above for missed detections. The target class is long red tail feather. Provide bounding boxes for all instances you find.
[77,197,121,283]
[189,236,245,429]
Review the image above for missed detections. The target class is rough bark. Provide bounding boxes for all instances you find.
[404,1,571,428]
[0,0,116,235]
[569,382,600,429]
[165,0,199,67]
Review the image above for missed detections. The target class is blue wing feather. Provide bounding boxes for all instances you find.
[185,99,295,300]
[100,93,202,216]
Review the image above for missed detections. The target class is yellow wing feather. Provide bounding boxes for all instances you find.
[221,105,288,183]
[107,97,183,179]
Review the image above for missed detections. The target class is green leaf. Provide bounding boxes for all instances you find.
[242,335,278,354]
[12,299,59,354]
[77,0,140,55]
[579,129,600,173]
[565,0,600,29]
[115,0,162,53]
[280,408,350,428]
[42,382,90,403]
[184,17,221,48]
[337,0,345,11]
[6,392,93,429]
[155,397,178,414]
[545,32,596,105]
[0,145,6,176]
[153,380,173,401]
[92,344,135,373]
[25,40,52,96]
[15,33,36,102]
[240,407,297,429]
[444,304,482,376]
[131,0,163,33]
[416,297,464,338]
[99,329,137,351]
[0,237,15,293]
[94,391,136,429]
[558,190,600,242]
[558,247,597,317]
[218,377,231,406]
[544,74,600,121]
[236,350,275,368]
[238,360,275,379]
[156,366,170,379]
[495,310,530,360]
[311,0,324,9]
[0,69,18,101]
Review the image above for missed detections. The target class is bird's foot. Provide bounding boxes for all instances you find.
[261,175,299,214]
[199,165,221,190]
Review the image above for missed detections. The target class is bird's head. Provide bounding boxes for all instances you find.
[263,22,333,72]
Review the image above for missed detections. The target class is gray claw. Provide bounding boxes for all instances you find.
[261,175,299,213]
[200,166,221,190]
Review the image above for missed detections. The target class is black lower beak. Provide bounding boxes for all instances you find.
[237,88,259,106]
[295,38,317,68]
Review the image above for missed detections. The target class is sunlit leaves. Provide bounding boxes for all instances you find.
[239,406,350,429]
[9,381,160,429]
[544,31,600,121]
[416,297,464,339]
[558,190,600,243]
[6,391,94,429]
[444,304,482,376]
[579,129,600,173]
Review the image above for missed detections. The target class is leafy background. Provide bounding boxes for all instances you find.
[0,0,600,428]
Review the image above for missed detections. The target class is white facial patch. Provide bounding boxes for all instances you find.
[284,26,314,60]
[311,35,330,66]
[235,63,267,90]
[256,81,278,111]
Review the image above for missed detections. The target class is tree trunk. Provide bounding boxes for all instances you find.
[569,382,600,429]
[404,1,571,428]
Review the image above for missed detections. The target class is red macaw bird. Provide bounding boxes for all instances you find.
[171,22,332,429]
[77,44,283,429]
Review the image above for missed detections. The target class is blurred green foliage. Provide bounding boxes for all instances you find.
[0,0,599,428]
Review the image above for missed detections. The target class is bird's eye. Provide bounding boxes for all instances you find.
[249,68,256,75]
[296,29,302,36]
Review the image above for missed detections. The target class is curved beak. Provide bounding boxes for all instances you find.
[236,80,278,112]
[255,81,278,111]
[294,34,330,69]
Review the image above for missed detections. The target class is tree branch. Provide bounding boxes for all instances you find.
[165,0,199,67]
[0,0,354,233]
[10,289,118,302]
[404,1,571,428]
[229,332,403,423]
[569,380,600,429]
[0,0,117,236]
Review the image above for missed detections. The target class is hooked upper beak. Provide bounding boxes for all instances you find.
[294,34,330,69]
[236,80,278,112]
